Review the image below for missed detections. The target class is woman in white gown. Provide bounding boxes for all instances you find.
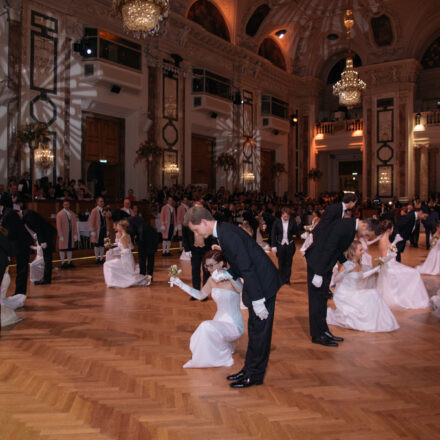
[416,222,440,275]
[376,220,430,309]
[103,220,150,288]
[170,249,244,368]
[327,240,399,332]
[1,269,23,327]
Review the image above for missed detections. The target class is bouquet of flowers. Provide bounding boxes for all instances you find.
[168,265,182,287]
[104,237,113,250]
[304,225,313,232]
[431,236,439,246]
[375,257,386,266]
[390,244,398,253]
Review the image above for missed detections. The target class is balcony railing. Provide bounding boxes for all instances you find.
[315,119,363,136]
[425,111,440,126]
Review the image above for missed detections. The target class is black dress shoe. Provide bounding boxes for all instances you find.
[311,336,338,347]
[68,262,75,268]
[324,331,344,342]
[230,377,263,389]
[189,297,197,301]
[34,280,50,285]
[226,369,246,381]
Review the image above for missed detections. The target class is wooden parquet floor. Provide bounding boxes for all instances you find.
[1,244,440,440]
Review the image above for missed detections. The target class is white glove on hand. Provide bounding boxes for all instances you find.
[169,276,183,288]
[40,242,47,249]
[187,251,192,258]
[312,274,323,288]
[271,247,277,254]
[392,234,403,246]
[252,298,269,320]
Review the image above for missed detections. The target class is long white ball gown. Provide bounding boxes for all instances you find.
[30,245,44,282]
[327,266,399,332]
[416,237,440,275]
[103,240,150,288]
[376,249,430,309]
[172,269,244,368]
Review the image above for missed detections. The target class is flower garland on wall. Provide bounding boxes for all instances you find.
[134,140,162,166]
[17,122,50,147]
[216,152,236,172]
[308,168,323,181]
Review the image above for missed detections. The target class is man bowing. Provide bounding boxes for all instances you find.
[184,206,282,388]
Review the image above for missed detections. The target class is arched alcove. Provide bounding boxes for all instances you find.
[258,38,286,71]
[327,54,362,84]
[246,4,271,37]
[187,0,231,42]
[421,37,440,69]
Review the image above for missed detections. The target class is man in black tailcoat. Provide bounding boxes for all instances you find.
[312,193,357,244]
[305,217,380,347]
[112,210,158,280]
[184,206,283,389]
[271,207,299,285]
[0,193,33,298]
[20,209,57,284]
[391,207,429,262]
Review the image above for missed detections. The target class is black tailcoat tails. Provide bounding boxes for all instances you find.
[22,209,57,283]
[216,222,283,382]
[305,218,356,338]
[391,212,416,262]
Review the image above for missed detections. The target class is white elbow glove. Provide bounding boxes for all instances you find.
[362,266,381,279]
[392,234,403,246]
[312,274,323,288]
[169,276,206,300]
[271,247,277,254]
[252,298,269,320]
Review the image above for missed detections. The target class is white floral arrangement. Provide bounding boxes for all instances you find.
[390,244,398,253]
[168,265,182,287]
[304,225,313,232]
[431,236,439,246]
[374,257,386,266]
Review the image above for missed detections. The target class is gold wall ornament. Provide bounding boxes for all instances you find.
[34,144,54,170]
[112,0,169,38]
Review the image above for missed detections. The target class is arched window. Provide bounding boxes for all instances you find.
[187,0,230,42]
[370,15,394,47]
[258,38,286,71]
[421,37,440,69]
[327,54,362,84]
[246,4,271,37]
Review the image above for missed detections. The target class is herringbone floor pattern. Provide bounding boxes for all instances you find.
[1,245,439,439]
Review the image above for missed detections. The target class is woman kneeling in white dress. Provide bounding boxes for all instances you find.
[103,220,150,288]
[170,249,244,368]
[416,221,440,275]
[327,240,399,332]
[376,220,430,309]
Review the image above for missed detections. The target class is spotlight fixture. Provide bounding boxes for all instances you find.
[275,29,286,39]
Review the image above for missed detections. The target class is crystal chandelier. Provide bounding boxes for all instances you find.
[243,172,255,183]
[333,9,366,108]
[112,0,169,37]
[34,144,54,170]
[163,163,180,177]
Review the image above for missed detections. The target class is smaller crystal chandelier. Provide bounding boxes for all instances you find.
[164,162,180,178]
[112,0,169,38]
[333,9,366,108]
[243,172,255,183]
[34,144,54,170]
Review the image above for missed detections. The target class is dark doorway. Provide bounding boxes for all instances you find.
[260,149,275,193]
[191,134,215,188]
[82,113,124,200]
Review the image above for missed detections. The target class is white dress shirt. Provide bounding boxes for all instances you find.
[281,220,289,245]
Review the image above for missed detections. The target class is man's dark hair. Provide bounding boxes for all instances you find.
[364,218,380,235]
[342,193,357,204]
[183,206,213,226]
